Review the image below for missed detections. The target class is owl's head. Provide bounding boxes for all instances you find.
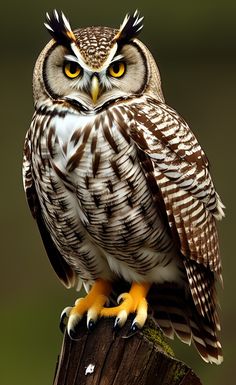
[33,10,164,111]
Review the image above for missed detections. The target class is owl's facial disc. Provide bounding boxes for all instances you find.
[43,41,147,111]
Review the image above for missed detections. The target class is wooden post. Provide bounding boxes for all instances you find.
[53,317,202,385]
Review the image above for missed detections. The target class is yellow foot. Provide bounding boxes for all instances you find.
[60,280,151,338]
[101,282,150,331]
[60,279,112,338]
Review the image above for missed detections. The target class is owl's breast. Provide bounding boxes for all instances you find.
[32,109,176,281]
[51,111,155,243]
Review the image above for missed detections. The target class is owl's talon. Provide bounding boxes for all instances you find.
[122,319,141,339]
[131,321,141,332]
[59,320,66,333]
[113,317,121,330]
[117,293,126,304]
[123,325,139,339]
[61,279,111,337]
[113,319,120,331]
[67,313,83,339]
[59,306,72,333]
[116,309,128,327]
[87,318,96,331]
[68,326,80,340]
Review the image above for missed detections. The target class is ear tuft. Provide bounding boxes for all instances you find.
[114,10,144,44]
[44,10,76,47]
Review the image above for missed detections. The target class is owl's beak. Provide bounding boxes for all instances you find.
[90,75,100,104]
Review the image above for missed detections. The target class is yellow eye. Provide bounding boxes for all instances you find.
[108,62,126,78]
[64,62,82,79]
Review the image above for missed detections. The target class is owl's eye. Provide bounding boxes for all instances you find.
[108,62,126,78]
[64,62,82,79]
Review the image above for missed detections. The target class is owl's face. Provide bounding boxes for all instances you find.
[44,37,147,109]
[33,11,164,111]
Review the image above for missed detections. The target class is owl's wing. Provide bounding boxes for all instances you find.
[128,97,224,278]
[126,97,224,362]
[23,129,75,288]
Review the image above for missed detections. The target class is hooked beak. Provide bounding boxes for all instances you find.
[90,75,100,104]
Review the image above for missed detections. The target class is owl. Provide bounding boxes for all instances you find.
[23,10,225,364]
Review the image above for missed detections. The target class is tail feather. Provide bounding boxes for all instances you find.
[148,282,223,364]
[183,258,218,325]
[110,278,222,364]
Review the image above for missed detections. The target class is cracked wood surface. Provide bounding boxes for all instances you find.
[53,317,202,385]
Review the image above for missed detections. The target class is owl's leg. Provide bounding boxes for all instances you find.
[101,282,150,331]
[62,279,112,338]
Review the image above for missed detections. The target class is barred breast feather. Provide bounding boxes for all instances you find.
[24,101,182,285]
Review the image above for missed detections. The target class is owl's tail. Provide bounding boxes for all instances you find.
[148,282,223,364]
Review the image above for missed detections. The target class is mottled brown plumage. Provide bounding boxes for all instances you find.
[74,27,118,69]
[23,10,224,364]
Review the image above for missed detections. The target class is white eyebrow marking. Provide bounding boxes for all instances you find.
[65,42,119,73]
[110,54,124,63]
[64,54,81,63]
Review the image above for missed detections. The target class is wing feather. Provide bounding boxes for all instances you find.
[114,98,223,362]
[127,97,224,277]
[148,283,223,364]
[23,129,75,288]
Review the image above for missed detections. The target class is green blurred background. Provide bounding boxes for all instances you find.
[0,1,235,384]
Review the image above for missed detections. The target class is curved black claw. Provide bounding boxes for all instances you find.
[59,306,71,333]
[122,322,140,339]
[68,325,80,340]
[66,312,83,341]
[113,317,121,332]
[87,319,96,331]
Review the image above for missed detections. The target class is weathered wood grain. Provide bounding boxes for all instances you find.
[53,317,202,385]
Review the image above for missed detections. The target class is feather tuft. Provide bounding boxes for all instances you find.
[44,10,76,47]
[113,10,144,43]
